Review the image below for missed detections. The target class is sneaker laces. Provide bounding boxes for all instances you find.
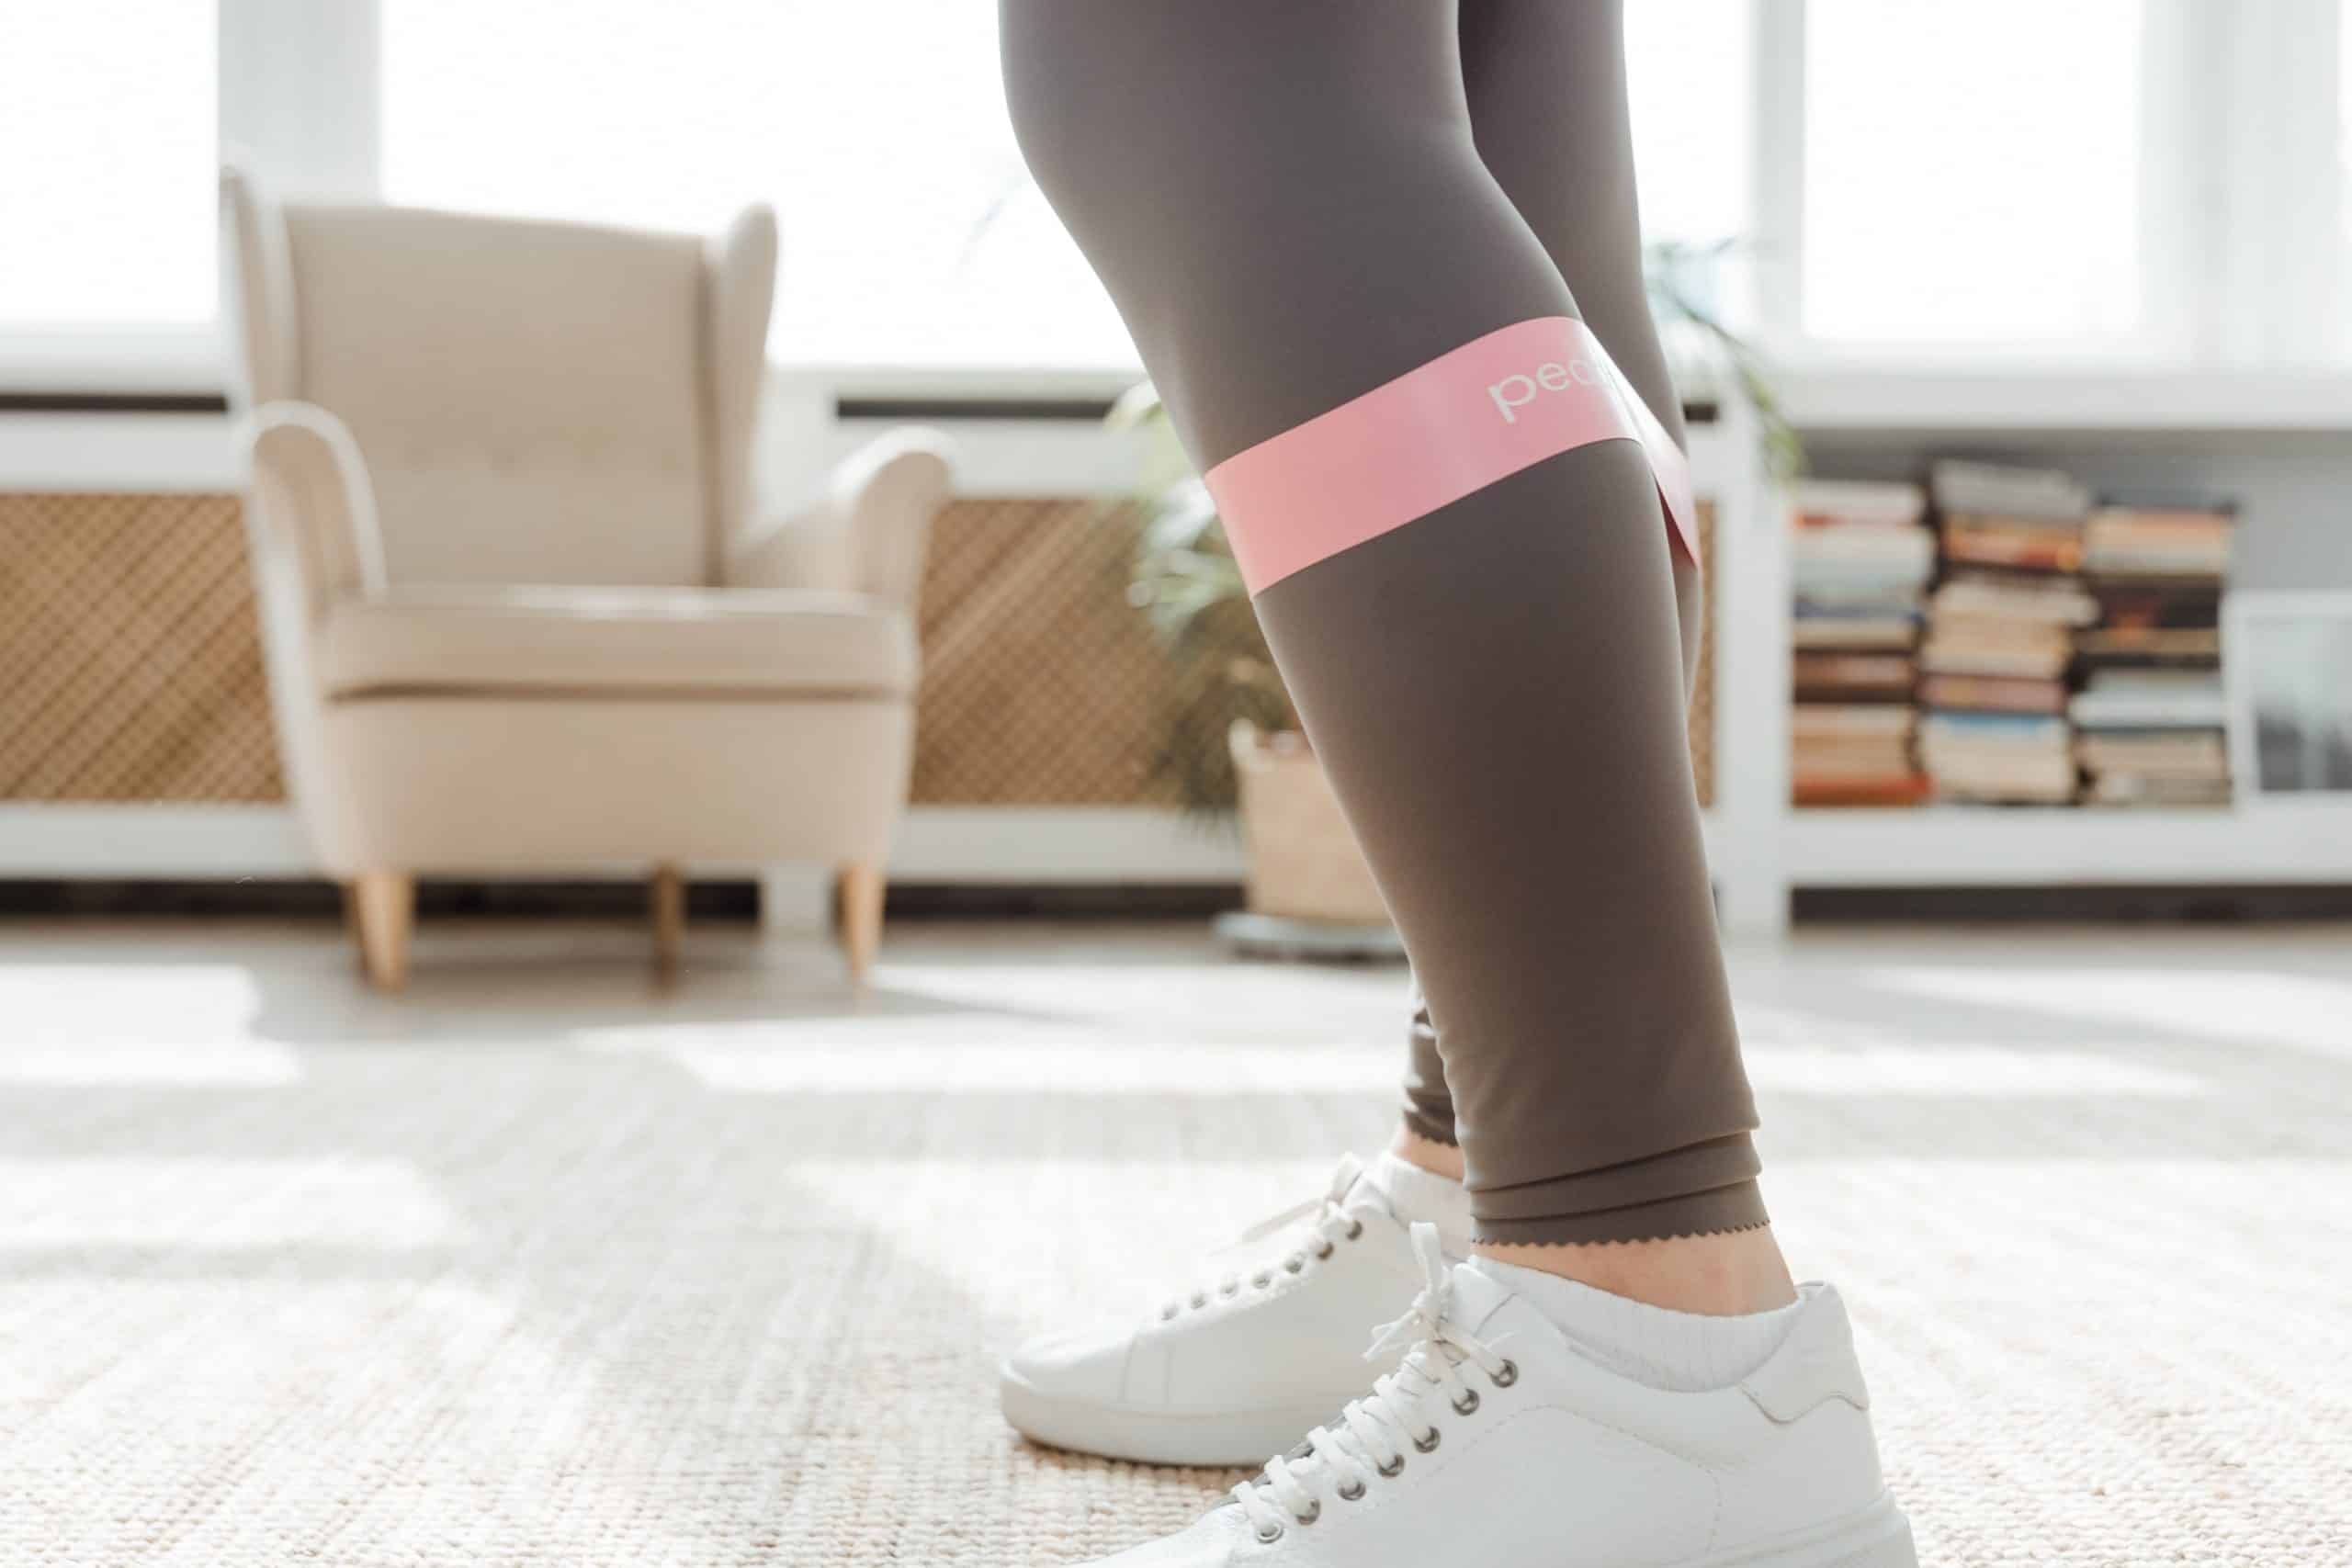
[1230,1223,1516,1542]
[1159,1155,1372,1320]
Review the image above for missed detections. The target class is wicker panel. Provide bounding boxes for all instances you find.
[0,492,283,802]
[910,499,1172,805]
[0,491,1713,811]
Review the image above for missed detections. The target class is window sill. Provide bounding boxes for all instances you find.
[1776,364,2352,434]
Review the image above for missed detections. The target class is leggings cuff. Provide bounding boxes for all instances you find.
[1469,1134,1765,1246]
[1399,1103,1459,1149]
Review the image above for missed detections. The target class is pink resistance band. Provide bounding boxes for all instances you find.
[1204,317,1697,597]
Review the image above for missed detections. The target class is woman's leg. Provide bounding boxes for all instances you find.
[1395,990,1464,1172]
[1000,18,1910,1558]
[1005,0,1766,1267]
[1395,0,1707,1168]
[1462,0,1704,694]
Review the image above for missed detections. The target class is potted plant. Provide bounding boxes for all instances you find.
[1111,242,1796,927]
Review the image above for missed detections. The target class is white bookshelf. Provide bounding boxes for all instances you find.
[1695,378,2352,932]
[1775,365,2352,434]
[1781,808,2352,888]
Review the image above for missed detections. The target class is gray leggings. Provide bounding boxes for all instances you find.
[1002,0,1763,1245]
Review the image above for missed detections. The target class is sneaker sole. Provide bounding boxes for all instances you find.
[1687,1493,1917,1568]
[1006,1361,1917,1568]
[998,1360,1349,1468]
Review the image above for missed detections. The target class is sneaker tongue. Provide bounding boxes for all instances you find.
[1341,1167,1398,1223]
[1442,1260,1520,1336]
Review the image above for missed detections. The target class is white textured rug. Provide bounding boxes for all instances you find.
[2,920,2347,1565]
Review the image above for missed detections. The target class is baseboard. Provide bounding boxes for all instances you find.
[0,876,1248,923]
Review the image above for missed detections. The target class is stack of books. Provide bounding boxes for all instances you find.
[1917,461,2098,804]
[1789,480,1933,806]
[2071,500,2235,807]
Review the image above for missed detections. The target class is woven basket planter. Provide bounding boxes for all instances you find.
[1227,721,1389,925]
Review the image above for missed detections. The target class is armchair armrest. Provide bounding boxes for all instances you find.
[241,400,387,621]
[726,428,955,612]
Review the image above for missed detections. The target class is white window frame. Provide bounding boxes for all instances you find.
[4,0,2349,404]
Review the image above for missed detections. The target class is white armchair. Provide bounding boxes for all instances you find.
[221,168,953,989]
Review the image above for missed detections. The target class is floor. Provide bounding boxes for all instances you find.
[1,918,2347,1566]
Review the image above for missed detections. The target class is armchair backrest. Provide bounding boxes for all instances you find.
[221,169,775,589]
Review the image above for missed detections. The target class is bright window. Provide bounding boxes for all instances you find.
[1802,0,2144,347]
[1626,0,1754,249]
[382,0,1748,373]
[2342,5,2352,265]
[0,1,217,331]
[8,3,2338,382]
[381,0,1128,370]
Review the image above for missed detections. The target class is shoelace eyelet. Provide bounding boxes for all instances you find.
[1337,1479,1366,1502]
[1492,1359,1519,1388]
[1452,1388,1480,1416]
[1160,1304,1178,1321]
[1255,1523,1284,1545]
[1283,1258,1304,1274]
[1221,1281,1239,1297]
[1344,1219,1364,1240]
[1413,1427,1441,1453]
[1313,1240,1335,1259]
[1191,1292,1208,1309]
[1251,1271,1272,1289]
[1295,1501,1320,1526]
[1376,1452,1406,1478]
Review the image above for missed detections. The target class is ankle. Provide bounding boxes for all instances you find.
[1388,1124,1464,1182]
[1474,1225,1798,1316]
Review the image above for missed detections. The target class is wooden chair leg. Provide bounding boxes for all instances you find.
[340,882,368,976]
[839,863,884,987]
[350,872,414,992]
[650,863,685,982]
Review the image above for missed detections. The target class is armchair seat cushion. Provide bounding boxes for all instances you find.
[317,585,915,699]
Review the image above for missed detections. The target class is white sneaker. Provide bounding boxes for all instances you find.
[1069,1224,1917,1568]
[1001,1156,1442,1466]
